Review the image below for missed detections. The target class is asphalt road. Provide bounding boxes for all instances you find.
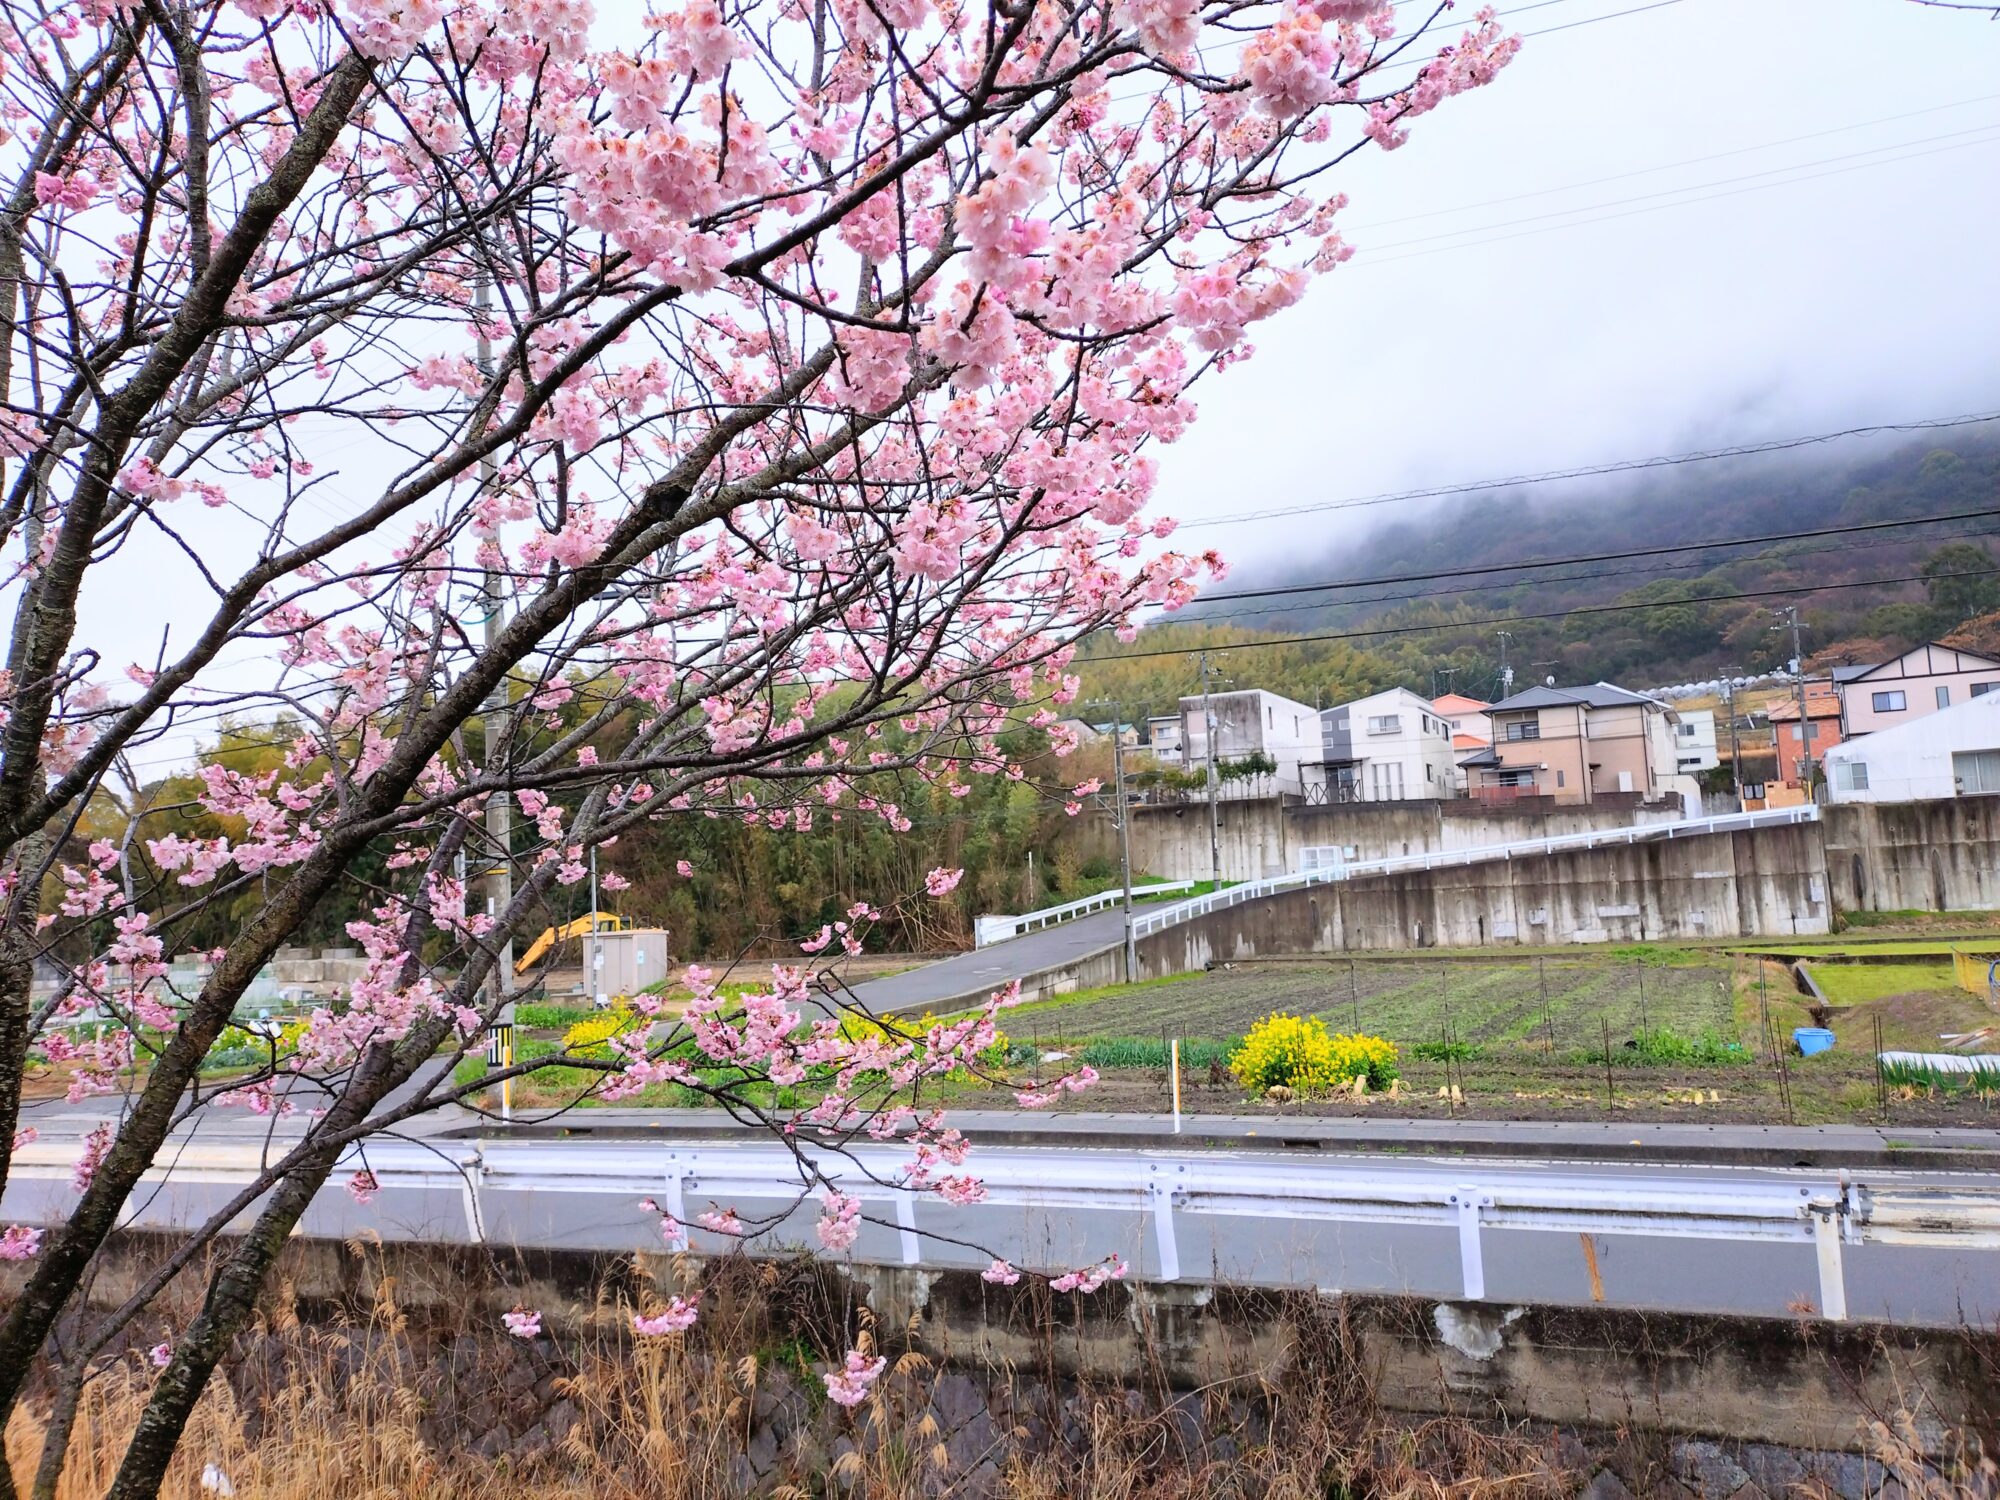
[843,907,1128,1015]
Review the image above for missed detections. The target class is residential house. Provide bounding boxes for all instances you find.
[1671,708,1719,774]
[1143,714,1183,765]
[1310,688,1459,802]
[1430,692,1493,747]
[1429,691,1493,795]
[1766,684,1843,787]
[1835,643,2000,738]
[1177,688,1320,795]
[1476,682,1680,803]
[1822,691,2000,803]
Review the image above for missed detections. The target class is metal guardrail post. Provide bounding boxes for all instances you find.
[1813,1207,1848,1321]
[1149,1164,1183,1282]
[661,1154,691,1251]
[1454,1188,1492,1301]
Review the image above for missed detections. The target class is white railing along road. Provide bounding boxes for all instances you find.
[7,1129,1995,1326]
[974,879,1195,948]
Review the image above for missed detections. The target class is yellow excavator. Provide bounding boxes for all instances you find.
[514,912,625,975]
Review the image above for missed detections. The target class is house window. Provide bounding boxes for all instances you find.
[1497,768,1532,788]
[1975,682,1998,698]
[1791,725,1803,742]
[1871,691,1906,713]
[1937,686,1952,709]
[1367,714,1401,735]
[1505,721,1540,742]
[1556,769,1565,788]
[1837,761,1870,792]
[1807,722,1819,741]
[1425,764,1434,783]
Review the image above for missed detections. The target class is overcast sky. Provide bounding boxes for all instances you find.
[1164,0,2000,578]
[52,0,2000,775]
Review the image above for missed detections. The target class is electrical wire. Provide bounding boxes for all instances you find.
[1193,522,2000,625]
[1357,131,2000,266]
[1089,564,2000,662]
[1191,503,2000,605]
[1175,409,2000,529]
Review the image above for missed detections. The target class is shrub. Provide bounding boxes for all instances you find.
[1076,1037,1235,1070]
[515,1002,597,1031]
[1628,1028,1750,1067]
[562,1009,642,1051]
[1230,1014,1398,1095]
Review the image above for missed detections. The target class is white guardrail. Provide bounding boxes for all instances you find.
[1131,805,1820,941]
[974,880,1195,948]
[10,1130,1997,1325]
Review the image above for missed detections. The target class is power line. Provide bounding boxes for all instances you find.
[1357,131,2000,267]
[1193,522,2000,625]
[1192,503,2000,606]
[1346,91,2000,232]
[1091,565,2000,663]
[1175,409,2000,530]
[1361,121,2000,256]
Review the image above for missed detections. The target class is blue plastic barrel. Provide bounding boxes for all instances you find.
[1793,1027,1835,1057]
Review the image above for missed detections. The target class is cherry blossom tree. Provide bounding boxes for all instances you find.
[0,0,1513,1492]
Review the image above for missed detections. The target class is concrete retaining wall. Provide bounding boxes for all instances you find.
[1129,797,1685,884]
[1823,795,2000,913]
[1133,824,1830,972]
[36,1235,1988,1482]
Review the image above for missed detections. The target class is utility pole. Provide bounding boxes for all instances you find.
[1771,606,1812,790]
[588,843,602,1008]
[1085,699,1139,979]
[475,279,516,1115]
[1722,675,1744,808]
[1198,651,1222,889]
[1496,630,1515,699]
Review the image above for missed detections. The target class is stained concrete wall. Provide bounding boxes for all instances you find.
[55,1235,1990,1466]
[1823,794,2000,913]
[1132,823,1830,971]
[1129,796,1685,884]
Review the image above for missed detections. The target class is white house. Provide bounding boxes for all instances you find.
[1144,714,1183,765]
[1821,691,2000,803]
[1310,688,1460,802]
[1178,688,1320,795]
[1672,708,1720,774]
[1835,643,2000,738]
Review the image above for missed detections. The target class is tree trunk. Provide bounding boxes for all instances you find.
[102,1041,399,1500]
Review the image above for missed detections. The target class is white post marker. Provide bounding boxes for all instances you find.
[1170,1039,1182,1134]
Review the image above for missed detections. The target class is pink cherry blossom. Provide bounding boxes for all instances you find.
[632,1297,700,1336]
[815,1190,862,1251]
[981,1259,1021,1286]
[502,1309,542,1339]
[1050,1254,1127,1294]
[148,1342,173,1368]
[823,1348,887,1408]
[923,867,964,898]
[0,1226,42,1261]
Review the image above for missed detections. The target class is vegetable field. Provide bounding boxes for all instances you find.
[1007,957,1734,1054]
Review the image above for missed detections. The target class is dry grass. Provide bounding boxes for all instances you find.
[4,1263,1578,1500]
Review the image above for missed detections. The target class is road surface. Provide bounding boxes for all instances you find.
[10,1114,2000,1328]
[845,907,1127,1015]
